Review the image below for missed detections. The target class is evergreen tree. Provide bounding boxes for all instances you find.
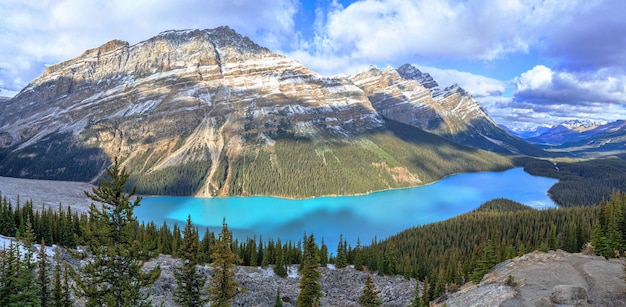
[37,240,51,307]
[61,263,73,307]
[207,218,242,306]
[421,277,430,306]
[358,275,382,307]
[0,240,40,306]
[297,234,322,307]
[469,240,496,283]
[274,288,284,307]
[53,247,64,307]
[173,215,208,306]
[274,240,288,278]
[318,237,328,267]
[335,234,348,269]
[409,278,424,307]
[73,158,161,307]
[354,238,363,271]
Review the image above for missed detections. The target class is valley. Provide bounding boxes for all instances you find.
[1,25,626,306]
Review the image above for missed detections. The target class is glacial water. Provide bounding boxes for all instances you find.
[135,167,557,253]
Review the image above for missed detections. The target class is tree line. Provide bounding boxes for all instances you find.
[1,158,624,305]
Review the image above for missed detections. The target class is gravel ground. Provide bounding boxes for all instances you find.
[0,176,95,214]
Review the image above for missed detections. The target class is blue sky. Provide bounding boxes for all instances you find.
[1,0,625,130]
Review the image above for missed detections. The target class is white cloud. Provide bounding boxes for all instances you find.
[416,65,505,98]
[515,65,626,105]
[0,0,299,90]
[291,0,591,75]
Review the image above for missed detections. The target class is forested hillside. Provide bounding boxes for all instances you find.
[2,161,626,304]
[516,156,626,206]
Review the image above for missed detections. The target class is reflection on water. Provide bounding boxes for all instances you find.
[135,167,557,253]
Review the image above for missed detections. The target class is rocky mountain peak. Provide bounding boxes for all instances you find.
[396,63,439,89]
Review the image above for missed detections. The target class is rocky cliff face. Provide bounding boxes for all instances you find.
[349,64,541,155]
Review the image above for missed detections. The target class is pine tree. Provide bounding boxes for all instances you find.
[297,234,322,307]
[421,277,430,306]
[0,240,40,306]
[354,238,363,271]
[37,239,51,307]
[73,158,161,307]
[274,239,287,278]
[274,288,284,307]
[207,218,242,306]
[409,278,424,307]
[470,240,496,283]
[318,237,328,267]
[358,275,382,307]
[53,247,63,306]
[335,234,348,269]
[173,215,208,306]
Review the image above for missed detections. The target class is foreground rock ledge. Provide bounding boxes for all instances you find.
[438,250,626,307]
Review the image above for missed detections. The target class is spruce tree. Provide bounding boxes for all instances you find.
[207,218,242,306]
[354,238,363,271]
[358,275,382,307]
[74,158,160,307]
[274,239,287,278]
[37,240,51,307]
[409,278,424,307]
[318,237,328,267]
[335,234,348,268]
[274,288,284,307]
[470,240,496,283]
[297,234,322,307]
[53,247,63,306]
[173,215,208,306]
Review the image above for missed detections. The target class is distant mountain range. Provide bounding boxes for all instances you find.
[0,27,542,197]
[504,120,626,157]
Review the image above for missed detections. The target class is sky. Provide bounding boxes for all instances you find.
[1,0,625,130]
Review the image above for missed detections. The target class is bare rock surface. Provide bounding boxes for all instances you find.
[438,250,626,307]
[143,254,416,306]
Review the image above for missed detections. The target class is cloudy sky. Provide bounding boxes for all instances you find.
[1,0,625,130]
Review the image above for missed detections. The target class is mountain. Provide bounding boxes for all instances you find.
[0,27,517,197]
[540,120,626,156]
[349,64,544,156]
[525,119,607,145]
[501,124,551,139]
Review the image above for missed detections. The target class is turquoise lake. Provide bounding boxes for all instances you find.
[135,167,557,252]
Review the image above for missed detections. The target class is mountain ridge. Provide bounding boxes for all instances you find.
[0,26,527,197]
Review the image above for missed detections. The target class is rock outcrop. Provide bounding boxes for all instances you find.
[437,250,626,307]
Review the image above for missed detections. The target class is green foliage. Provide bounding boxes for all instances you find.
[358,275,382,307]
[335,234,348,269]
[127,160,212,196]
[591,191,626,258]
[212,119,512,198]
[297,234,322,307]
[207,218,242,306]
[274,288,284,307]
[409,278,424,307]
[173,215,208,306]
[0,132,107,181]
[37,240,52,307]
[469,240,496,283]
[518,156,626,207]
[0,240,41,306]
[362,198,598,299]
[74,158,160,307]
